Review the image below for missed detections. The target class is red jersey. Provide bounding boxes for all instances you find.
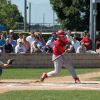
[81,37,92,50]
[53,39,68,56]
[96,36,100,49]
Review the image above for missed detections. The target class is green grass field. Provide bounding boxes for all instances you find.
[1,68,100,79]
[0,68,100,100]
[0,90,100,100]
[91,77,100,81]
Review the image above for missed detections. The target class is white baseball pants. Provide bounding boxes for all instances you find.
[47,54,78,79]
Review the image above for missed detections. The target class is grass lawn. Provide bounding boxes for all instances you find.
[91,77,100,81]
[0,68,100,100]
[1,68,100,79]
[0,90,100,100]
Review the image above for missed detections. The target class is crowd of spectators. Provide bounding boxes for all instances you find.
[0,29,100,54]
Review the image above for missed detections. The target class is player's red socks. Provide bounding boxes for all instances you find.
[74,77,81,83]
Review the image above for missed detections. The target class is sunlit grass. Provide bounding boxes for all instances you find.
[0,90,100,100]
[1,68,100,79]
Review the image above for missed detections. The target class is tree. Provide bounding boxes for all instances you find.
[97,3,100,31]
[50,0,90,31]
[0,0,23,30]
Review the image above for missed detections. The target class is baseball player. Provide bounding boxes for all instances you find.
[0,59,14,76]
[40,30,80,83]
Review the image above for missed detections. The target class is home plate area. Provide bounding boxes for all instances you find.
[0,80,100,93]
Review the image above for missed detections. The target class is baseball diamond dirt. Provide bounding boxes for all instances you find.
[0,72,100,93]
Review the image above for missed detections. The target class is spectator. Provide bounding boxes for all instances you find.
[45,37,55,53]
[7,30,16,40]
[67,44,76,53]
[31,35,45,53]
[96,33,100,49]
[66,30,73,42]
[17,33,23,44]
[0,34,6,52]
[96,47,100,53]
[52,32,57,40]
[76,42,87,53]
[4,38,13,53]
[9,37,17,52]
[73,32,82,41]
[15,40,26,54]
[48,32,57,41]
[81,33,92,50]
[35,32,46,46]
[71,37,80,52]
[0,31,2,39]
[26,32,35,45]
[81,32,86,38]
[22,35,30,53]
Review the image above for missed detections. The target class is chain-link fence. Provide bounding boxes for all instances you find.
[15,22,61,32]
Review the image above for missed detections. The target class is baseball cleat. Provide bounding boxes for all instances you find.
[40,73,48,82]
[74,77,81,83]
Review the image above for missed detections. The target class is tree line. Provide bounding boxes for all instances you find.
[50,0,100,31]
[0,0,100,31]
[0,0,23,30]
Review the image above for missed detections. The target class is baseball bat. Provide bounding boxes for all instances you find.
[52,51,66,62]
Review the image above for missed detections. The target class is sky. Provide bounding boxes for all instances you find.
[11,0,57,24]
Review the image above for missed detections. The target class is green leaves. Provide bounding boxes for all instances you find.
[50,0,90,31]
[0,0,23,30]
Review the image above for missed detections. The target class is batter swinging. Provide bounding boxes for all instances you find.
[40,30,80,83]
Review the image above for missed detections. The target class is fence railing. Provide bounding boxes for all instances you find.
[0,53,100,68]
[15,22,61,32]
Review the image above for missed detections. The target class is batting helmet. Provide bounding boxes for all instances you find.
[57,29,64,36]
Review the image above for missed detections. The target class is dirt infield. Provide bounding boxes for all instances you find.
[0,72,100,93]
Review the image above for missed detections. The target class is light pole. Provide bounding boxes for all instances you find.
[24,0,27,32]
[43,13,45,26]
[53,10,55,25]
[89,0,97,50]
[29,2,31,32]
[53,10,55,30]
